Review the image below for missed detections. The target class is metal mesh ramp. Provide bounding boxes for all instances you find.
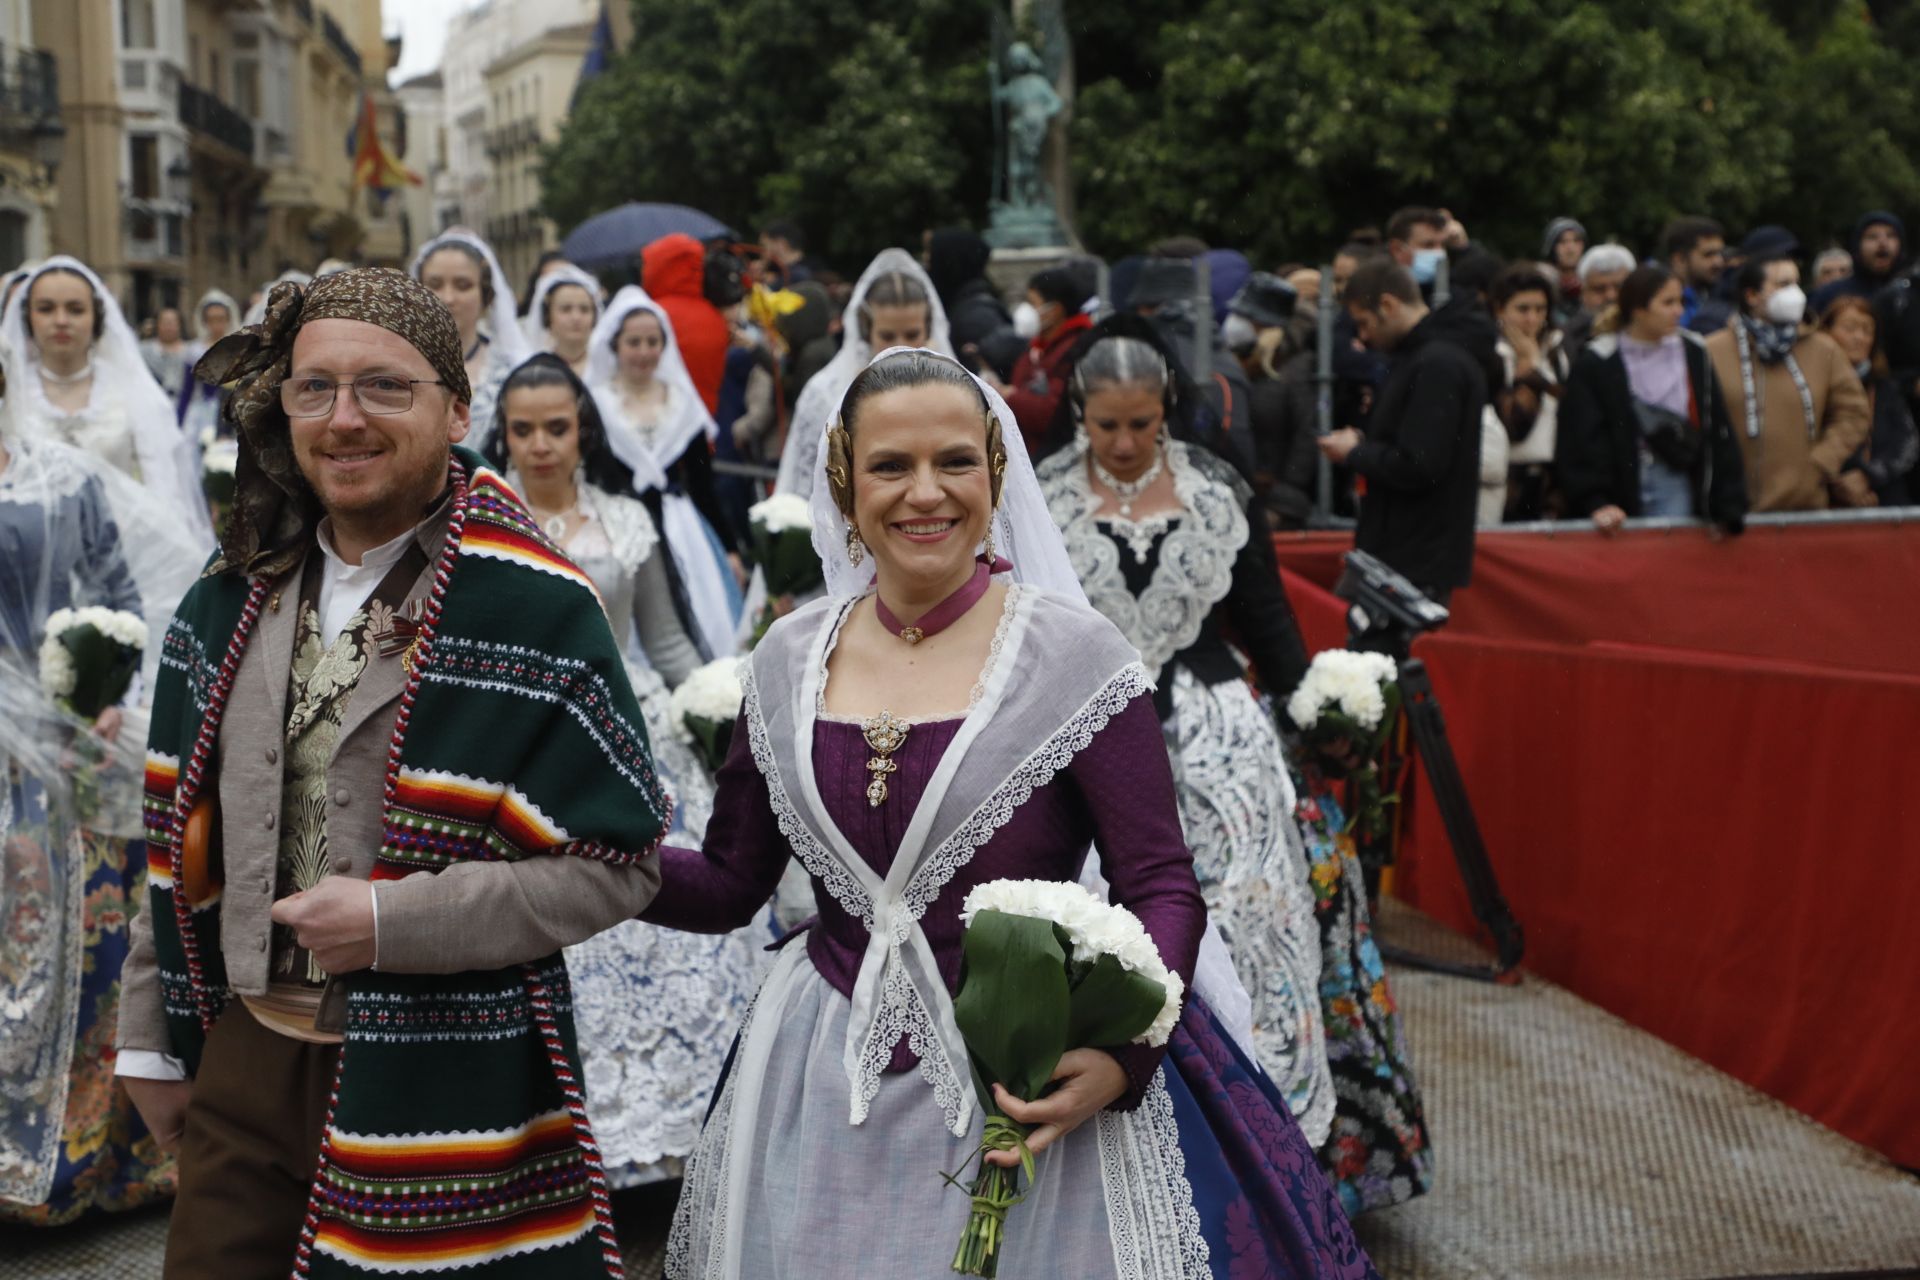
[1356,899,1920,1280]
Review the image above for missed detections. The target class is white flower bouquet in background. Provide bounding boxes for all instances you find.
[746,493,822,598]
[667,657,744,773]
[38,607,148,822]
[944,878,1185,1276]
[39,607,147,720]
[1286,649,1401,837]
[200,431,239,506]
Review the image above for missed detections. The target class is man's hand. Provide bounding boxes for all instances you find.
[1591,504,1628,535]
[122,1076,193,1153]
[270,877,376,974]
[1438,209,1470,249]
[1831,469,1878,508]
[1317,427,1363,465]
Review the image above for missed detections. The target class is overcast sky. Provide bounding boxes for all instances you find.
[385,0,477,86]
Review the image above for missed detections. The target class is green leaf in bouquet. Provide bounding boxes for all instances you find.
[951,909,1070,1104]
[685,713,734,774]
[1065,951,1169,1050]
[753,523,825,599]
[60,625,141,721]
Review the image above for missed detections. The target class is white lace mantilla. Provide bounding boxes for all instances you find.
[1038,439,1248,678]
[745,588,1155,1137]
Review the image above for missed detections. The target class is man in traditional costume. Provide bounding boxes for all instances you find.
[114,268,671,1278]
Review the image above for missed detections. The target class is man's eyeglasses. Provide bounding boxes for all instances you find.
[281,375,447,417]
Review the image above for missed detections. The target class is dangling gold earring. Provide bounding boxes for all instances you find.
[846,523,866,567]
[981,524,996,565]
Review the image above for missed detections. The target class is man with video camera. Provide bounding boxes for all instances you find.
[1318,256,1490,646]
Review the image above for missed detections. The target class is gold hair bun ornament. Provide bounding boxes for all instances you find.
[824,414,855,516]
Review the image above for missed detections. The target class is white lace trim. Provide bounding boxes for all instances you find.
[1040,440,1247,677]
[846,953,968,1134]
[1096,1069,1211,1280]
[812,582,1025,717]
[742,668,874,928]
[578,482,661,569]
[902,660,1153,922]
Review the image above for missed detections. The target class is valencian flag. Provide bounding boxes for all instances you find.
[349,92,421,194]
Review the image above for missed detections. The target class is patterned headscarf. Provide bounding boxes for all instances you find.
[195,268,471,578]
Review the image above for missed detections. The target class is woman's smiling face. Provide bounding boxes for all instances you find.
[849,381,993,594]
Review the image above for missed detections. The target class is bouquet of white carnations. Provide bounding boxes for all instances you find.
[1286,649,1401,837]
[668,657,744,773]
[944,878,1184,1277]
[39,607,147,720]
[747,492,822,599]
[39,607,148,822]
[200,431,239,507]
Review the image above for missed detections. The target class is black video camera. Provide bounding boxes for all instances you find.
[1335,550,1450,647]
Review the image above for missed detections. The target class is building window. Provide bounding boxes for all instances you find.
[210,52,222,97]
[130,134,160,199]
[0,211,27,275]
[123,0,157,50]
[235,61,261,117]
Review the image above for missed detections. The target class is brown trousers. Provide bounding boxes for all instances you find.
[162,1003,338,1279]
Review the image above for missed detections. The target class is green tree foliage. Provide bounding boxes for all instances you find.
[545,0,1920,271]
[541,0,994,267]
[1071,0,1920,263]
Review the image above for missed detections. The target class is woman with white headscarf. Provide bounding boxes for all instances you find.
[588,284,741,661]
[0,256,213,554]
[0,358,200,1224]
[640,346,1378,1278]
[177,287,240,438]
[408,228,531,451]
[524,262,603,378]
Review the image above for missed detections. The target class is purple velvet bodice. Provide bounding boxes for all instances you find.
[643,692,1206,1104]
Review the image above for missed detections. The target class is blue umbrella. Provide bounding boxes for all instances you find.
[559,202,738,268]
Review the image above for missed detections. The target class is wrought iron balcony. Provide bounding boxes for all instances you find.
[179,80,256,158]
[320,14,362,77]
[0,44,60,125]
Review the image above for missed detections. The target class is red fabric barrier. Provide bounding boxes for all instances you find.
[1272,526,1920,1167]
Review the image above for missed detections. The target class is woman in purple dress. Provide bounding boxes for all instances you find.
[641,347,1377,1279]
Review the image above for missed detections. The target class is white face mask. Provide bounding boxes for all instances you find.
[1012,301,1043,340]
[1221,312,1258,354]
[1765,284,1807,326]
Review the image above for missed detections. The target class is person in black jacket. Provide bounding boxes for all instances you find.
[1555,264,1747,534]
[924,227,1020,380]
[1319,257,1486,604]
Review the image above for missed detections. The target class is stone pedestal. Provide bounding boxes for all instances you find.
[986,244,1076,308]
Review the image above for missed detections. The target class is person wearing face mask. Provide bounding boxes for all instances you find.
[984,263,1097,450]
[1818,297,1918,506]
[1386,206,1451,299]
[1705,256,1870,511]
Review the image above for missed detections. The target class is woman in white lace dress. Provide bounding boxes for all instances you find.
[483,353,770,1186]
[1033,316,1336,1145]
[1035,317,1431,1213]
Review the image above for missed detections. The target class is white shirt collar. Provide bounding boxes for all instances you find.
[315,517,419,577]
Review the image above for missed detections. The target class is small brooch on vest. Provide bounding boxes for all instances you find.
[368,599,426,674]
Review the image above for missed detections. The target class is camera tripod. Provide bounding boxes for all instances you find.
[1369,655,1525,983]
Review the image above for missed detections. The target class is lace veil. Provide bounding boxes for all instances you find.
[774,248,952,499]
[584,284,717,475]
[524,263,604,355]
[408,228,532,368]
